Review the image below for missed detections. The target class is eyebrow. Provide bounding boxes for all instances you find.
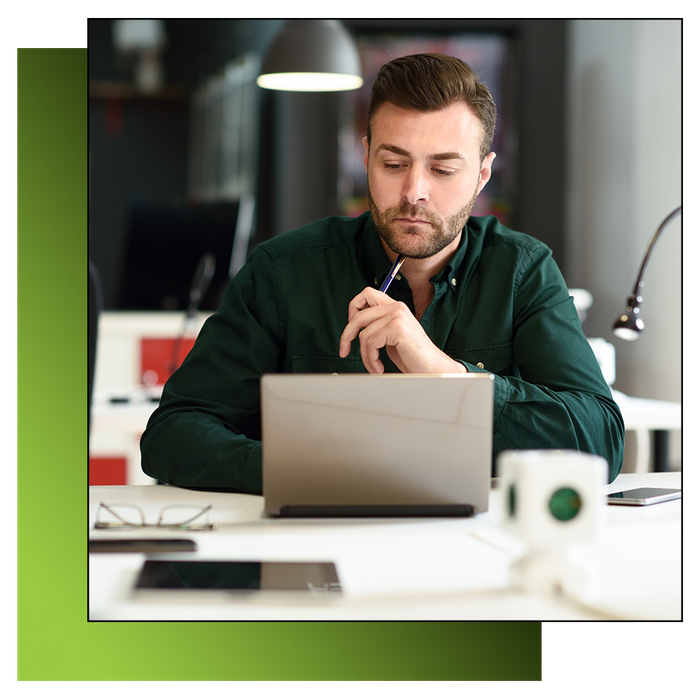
[376,143,465,161]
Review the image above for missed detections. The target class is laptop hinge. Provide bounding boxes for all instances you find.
[278,504,475,518]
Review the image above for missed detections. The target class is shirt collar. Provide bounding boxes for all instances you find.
[361,211,470,293]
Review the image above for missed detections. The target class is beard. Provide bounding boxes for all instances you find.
[367,182,479,260]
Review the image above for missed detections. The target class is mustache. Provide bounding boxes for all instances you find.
[387,203,440,226]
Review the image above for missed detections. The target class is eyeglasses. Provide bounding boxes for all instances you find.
[94,502,216,531]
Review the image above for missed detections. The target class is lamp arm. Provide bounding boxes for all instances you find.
[169,253,216,374]
[612,205,681,341]
[628,206,682,301]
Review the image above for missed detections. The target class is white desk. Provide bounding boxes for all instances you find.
[89,472,681,621]
[612,390,681,473]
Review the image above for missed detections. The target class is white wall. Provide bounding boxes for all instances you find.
[565,19,681,465]
[566,19,681,400]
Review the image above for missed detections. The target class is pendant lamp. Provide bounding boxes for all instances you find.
[257,20,363,92]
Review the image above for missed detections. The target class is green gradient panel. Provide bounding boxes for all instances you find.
[21,618,541,681]
[17,47,89,680]
[16,47,541,681]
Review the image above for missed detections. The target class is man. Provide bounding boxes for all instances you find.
[141,53,624,491]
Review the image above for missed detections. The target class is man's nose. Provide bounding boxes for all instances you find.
[402,167,429,205]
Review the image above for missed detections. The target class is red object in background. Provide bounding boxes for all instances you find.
[140,337,197,386]
[89,338,196,487]
[89,457,127,485]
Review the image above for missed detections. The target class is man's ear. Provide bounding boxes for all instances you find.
[477,152,496,194]
[362,136,369,171]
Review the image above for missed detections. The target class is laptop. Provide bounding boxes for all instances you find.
[261,373,494,517]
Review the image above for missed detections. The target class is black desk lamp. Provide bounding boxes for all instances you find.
[612,206,681,341]
[168,253,215,374]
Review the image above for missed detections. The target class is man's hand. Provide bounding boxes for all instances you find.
[338,287,467,375]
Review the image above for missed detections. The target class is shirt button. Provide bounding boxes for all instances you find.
[451,278,457,286]
[396,273,402,281]
[476,362,485,369]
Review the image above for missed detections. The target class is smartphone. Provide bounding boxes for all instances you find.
[134,560,341,596]
[607,487,681,506]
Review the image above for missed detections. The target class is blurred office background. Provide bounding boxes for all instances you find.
[88,19,681,482]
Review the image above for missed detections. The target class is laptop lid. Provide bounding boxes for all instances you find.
[261,373,494,517]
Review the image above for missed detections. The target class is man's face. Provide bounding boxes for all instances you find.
[364,101,495,260]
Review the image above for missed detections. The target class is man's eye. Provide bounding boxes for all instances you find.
[383,163,404,170]
[433,168,456,177]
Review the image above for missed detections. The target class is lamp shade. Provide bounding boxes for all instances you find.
[612,295,645,341]
[257,20,363,92]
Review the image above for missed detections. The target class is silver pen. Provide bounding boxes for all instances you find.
[379,255,406,293]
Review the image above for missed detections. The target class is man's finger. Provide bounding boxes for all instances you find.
[339,304,391,358]
[347,286,393,322]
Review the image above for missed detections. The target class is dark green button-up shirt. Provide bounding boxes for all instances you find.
[141,212,625,491]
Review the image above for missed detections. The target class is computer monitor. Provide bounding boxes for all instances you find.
[116,195,254,312]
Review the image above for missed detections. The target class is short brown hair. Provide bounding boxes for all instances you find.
[366,53,497,161]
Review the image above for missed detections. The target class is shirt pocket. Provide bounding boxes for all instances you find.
[448,342,514,375]
[291,355,367,374]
